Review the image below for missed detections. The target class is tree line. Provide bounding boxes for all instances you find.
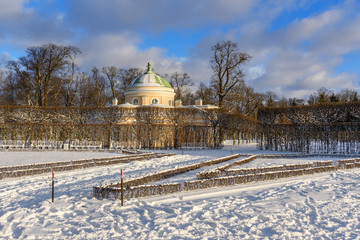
[0,41,260,118]
[1,41,359,118]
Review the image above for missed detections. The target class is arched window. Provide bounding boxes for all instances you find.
[151,98,159,104]
[132,98,139,105]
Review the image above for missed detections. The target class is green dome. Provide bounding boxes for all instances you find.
[128,62,172,88]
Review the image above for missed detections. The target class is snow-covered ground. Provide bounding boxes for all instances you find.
[1,143,360,239]
[0,151,125,167]
[230,157,342,169]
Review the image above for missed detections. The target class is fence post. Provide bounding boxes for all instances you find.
[121,169,124,206]
[52,170,54,203]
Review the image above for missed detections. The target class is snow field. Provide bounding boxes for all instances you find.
[0,151,125,167]
[3,169,360,239]
[1,144,360,239]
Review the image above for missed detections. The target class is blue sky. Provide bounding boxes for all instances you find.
[0,0,360,98]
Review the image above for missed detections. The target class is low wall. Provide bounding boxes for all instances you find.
[0,153,175,179]
[103,154,241,188]
[93,158,360,200]
[225,159,360,176]
[196,155,257,179]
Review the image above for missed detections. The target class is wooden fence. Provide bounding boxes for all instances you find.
[224,159,360,176]
[0,153,175,180]
[100,154,241,189]
[251,153,360,158]
[93,157,360,200]
[196,155,257,179]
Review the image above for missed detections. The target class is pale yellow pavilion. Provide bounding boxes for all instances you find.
[113,62,217,111]
[124,62,175,106]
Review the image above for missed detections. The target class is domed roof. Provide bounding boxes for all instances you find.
[127,62,172,88]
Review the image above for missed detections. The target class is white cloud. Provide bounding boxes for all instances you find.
[250,48,357,98]
[1,0,360,101]
[67,0,256,34]
[76,33,183,76]
[0,0,26,18]
[283,8,343,43]
[246,65,266,80]
[76,32,216,86]
[0,0,73,50]
[309,15,360,56]
[222,0,360,98]
[0,52,11,68]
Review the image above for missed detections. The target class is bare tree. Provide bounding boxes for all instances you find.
[90,67,107,107]
[74,72,92,107]
[181,90,196,105]
[308,87,333,104]
[7,43,79,106]
[195,82,215,105]
[0,69,34,105]
[277,96,289,107]
[210,40,251,108]
[169,72,193,102]
[223,80,264,117]
[65,47,81,106]
[0,70,17,105]
[118,68,143,102]
[318,87,333,103]
[102,66,120,100]
[288,97,305,106]
[264,91,278,107]
[338,89,359,102]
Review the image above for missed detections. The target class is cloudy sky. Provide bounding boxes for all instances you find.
[0,0,360,98]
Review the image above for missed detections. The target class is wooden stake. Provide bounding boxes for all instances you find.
[52,170,54,203]
[121,169,124,206]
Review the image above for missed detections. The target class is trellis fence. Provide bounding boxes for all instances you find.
[196,155,257,179]
[93,156,360,200]
[0,153,175,180]
[196,154,359,179]
[225,159,359,176]
[98,154,241,189]
[0,139,104,150]
[257,103,360,154]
